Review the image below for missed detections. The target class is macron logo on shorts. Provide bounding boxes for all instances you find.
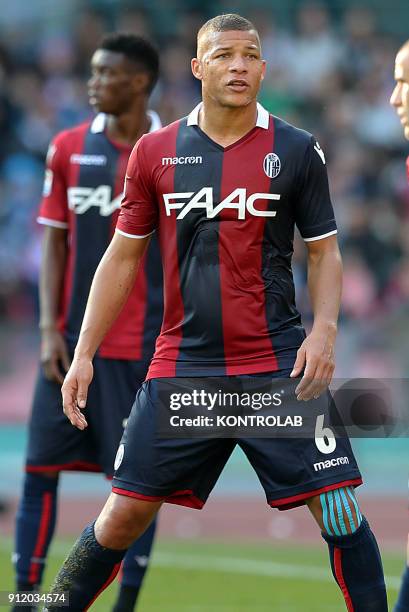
[162,156,203,166]
[313,456,349,471]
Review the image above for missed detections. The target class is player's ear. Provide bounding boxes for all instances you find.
[132,72,150,94]
[260,60,266,82]
[191,58,203,81]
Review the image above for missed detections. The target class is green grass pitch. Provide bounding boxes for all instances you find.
[0,538,402,610]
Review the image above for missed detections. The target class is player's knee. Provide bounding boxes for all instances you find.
[308,486,362,536]
[95,492,161,550]
[37,470,60,480]
[21,471,59,497]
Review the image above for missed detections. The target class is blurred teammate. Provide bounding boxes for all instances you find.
[390,38,409,612]
[13,33,163,612]
[48,14,387,611]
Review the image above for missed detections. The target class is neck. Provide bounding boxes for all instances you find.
[105,100,150,146]
[198,97,258,147]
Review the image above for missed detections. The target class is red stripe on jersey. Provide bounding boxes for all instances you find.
[111,149,130,240]
[147,123,183,378]
[100,252,148,359]
[218,119,278,374]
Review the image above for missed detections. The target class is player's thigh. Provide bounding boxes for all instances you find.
[237,374,362,509]
[113,379,235,508]
[240,433,361,507]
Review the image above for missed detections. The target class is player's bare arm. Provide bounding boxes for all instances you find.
[39,225,70,384]
[62,231,151,429]
[290,234,342,401]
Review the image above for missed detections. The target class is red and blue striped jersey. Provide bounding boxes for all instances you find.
[117,103,337,377]
[38,112,163,360]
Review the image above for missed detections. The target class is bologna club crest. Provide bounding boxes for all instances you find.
[263,153,281,179]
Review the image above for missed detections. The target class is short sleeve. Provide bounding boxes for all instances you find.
[295,136,337,242]
[37,135,69,229]
[116,136,158,239]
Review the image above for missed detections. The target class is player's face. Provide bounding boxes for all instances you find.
[88,49,142,115]
[391,49,409,140]
[192,30,265,108]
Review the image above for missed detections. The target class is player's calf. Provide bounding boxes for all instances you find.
[393,533,409,611]
[112,518,157,612]
[95,492,160,549]
[44,493,161,611]
[307,487,387,611]
[13,472,59,604]
[43,520,124,612]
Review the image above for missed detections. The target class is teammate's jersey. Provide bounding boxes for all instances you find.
[117,103,337,378]
[38,112,163,360]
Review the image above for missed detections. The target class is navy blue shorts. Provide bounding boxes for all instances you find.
[26,357,149,477]
[112,372,362,510]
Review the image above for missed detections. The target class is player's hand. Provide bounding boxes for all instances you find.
[40,328,71,384]
[61,357,93,430]
[290,324,336,401]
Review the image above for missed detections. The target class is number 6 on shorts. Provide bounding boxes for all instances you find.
[315,413,336,454]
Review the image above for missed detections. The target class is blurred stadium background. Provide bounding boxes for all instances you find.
[1,0,409,609]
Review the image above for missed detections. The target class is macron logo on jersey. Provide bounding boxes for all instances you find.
[163,187,280,220]
[162,156,203,166]
[70,154,107,166]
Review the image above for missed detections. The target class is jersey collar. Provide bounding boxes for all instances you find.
[147,110,162,132]
[186,102,269,129]
[90,113,106,133]
[90,110,162,134]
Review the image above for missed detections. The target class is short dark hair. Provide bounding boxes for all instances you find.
[99,33,159,94]
[197,13,258,47]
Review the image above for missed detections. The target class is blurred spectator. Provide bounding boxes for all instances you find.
[287,3,342,98]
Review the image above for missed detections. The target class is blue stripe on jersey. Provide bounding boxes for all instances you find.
[262,117,307,369]
[173,119,226,375]
[66,130,120,345]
